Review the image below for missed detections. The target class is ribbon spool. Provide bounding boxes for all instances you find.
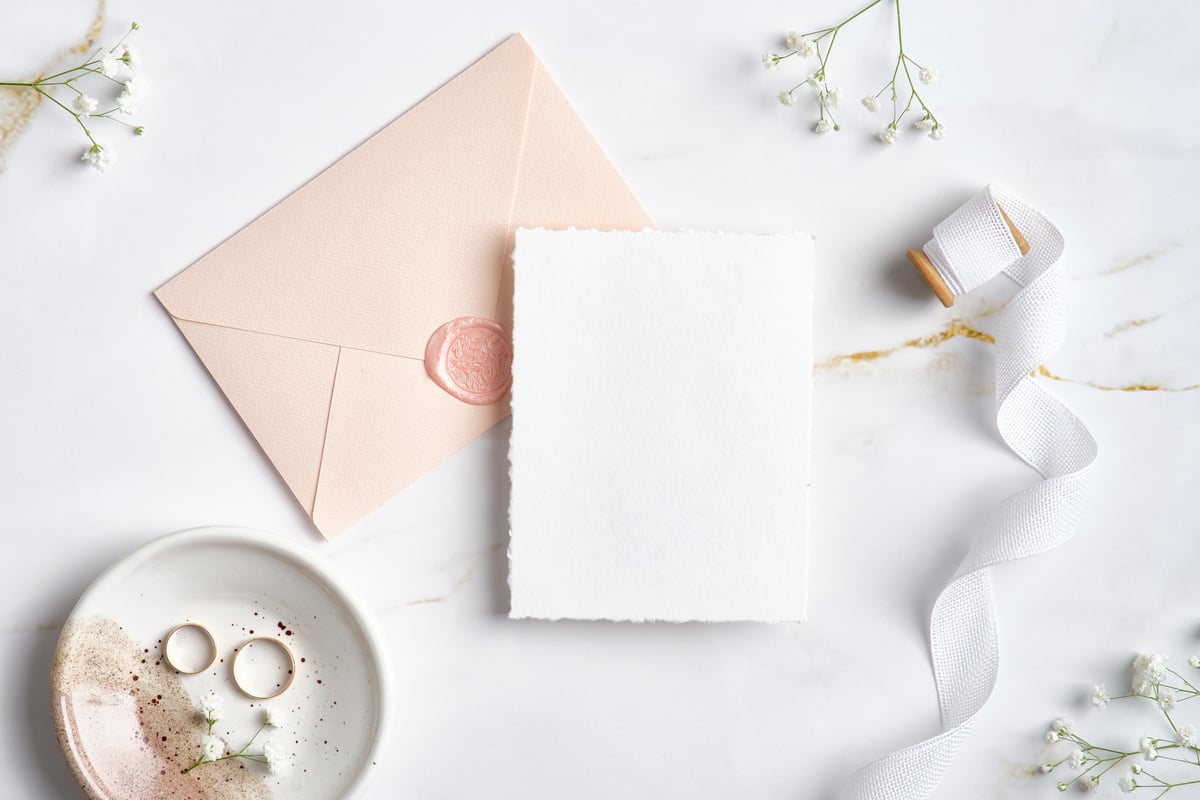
[844,186,1098,799]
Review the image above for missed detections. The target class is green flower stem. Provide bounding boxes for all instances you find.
[803,0,887,41]
[32,87,96,147]
[893,0,937,126]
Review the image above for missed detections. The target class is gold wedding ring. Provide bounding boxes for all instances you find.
[231,636,297,699]
[163,623,218,674]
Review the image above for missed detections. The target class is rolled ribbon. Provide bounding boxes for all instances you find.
[843,185,1099,799]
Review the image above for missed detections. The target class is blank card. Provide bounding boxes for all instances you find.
[508,229,813,622]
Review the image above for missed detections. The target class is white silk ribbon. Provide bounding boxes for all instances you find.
[842,186,1098,799]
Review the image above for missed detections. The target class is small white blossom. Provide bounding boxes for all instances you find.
[71,94,98,116]
[778,90,795,107]
[81,144,116,172]
[1083,776,1101,793]
[861,95,880,112]
[1052,717,1072,735]
[1179,723,1198,748]
[919,65,940,85]
[120,42,142,71]
[762,53,780,70]
[1091,685,1110,709]
[262,738,290,775]
[198,692,224,723]
[1046,730,1059,743]
[1133,653,1167,693]
[914,116,935,131]
[1159,687,1178,713]
[813,118,832,134]
[99,53,122,78]
[785,31,800,49]
[1189,656,1200,669]
[805,74,822,90]
[1139,736,1159,761]
[878,125,899,145]
[1132,763,1143,775]
[820,85,843,110]
[1039,763,1053,774]
[264,707,287,729]
[201,734,225,762]
[1068,749,1086,771]
[117,77,145,115]
[930,124,946,141]
[789,35,817,58]
[1119,773,1136,793]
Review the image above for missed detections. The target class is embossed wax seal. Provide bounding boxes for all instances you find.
[424,317,513,405]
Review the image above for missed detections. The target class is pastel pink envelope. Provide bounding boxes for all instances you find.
[156,35,651,538]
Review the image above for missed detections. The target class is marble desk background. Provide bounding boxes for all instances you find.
[1,0,1197,797]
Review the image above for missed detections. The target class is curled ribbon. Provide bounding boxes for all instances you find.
[843,186,1099,799]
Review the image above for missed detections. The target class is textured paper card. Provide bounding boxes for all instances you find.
[509,229,813,622]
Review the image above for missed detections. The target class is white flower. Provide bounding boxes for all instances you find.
[914,116,935,131]
[120,42,142,71]
[1090,685,1110,709]
[71,94,98,116]
[1046,730,1059,743]
[1132,653,1167,693]
[1132,763,1143,774]
[262,738,289,775]
[1159,687,1178,713]
[919,65,940,85]
[820,85,843,110]
[117,78,145,115]
[1052,717,1072,735]
[1069,749,1086,771]
[861,95,880,112]
[1179,723,1198,748]
[1189,656,1199,669]
[785,33,817,58]
[805,74,822,90]
[81,144,116,172]
[930,124,946,141]
[198,691,224,723]
[813,119,832,134]
[762,53,780,70]
[878,125,899,145]
[201,734,225,762]
[99,53,121,78]
[1119,773,1136,794]
[1139,736,1158,761]
[1083,776,1100,793]
[778,90,795,107]
[264,706,287,729]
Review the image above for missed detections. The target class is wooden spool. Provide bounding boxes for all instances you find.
[907,206,1031,308]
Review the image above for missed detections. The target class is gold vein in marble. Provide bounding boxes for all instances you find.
[1075,242,1181,279]
[0,0,106,172]
[819,318,1198,393]
[1105,316,1162,337]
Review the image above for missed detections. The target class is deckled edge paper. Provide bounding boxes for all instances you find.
[508,229,814,623]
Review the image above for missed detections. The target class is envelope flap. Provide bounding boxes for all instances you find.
[156,35,539,359]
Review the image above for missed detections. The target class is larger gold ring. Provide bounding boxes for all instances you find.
[231,637,297,700]
[163,623,217,674]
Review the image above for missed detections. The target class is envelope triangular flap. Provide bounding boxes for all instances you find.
[496,57,653,328]
[173,320,340,513]
[155,35,538,359]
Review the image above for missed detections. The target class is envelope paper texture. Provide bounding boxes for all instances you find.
[508,229,813,623]
[156,35,651,538]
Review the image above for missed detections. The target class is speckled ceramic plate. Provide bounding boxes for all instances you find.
[51,526,390,800]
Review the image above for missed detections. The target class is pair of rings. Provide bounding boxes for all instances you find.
[163,622,297,700]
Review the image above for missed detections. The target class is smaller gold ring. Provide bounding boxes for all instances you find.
[231,637,297,700]
[163,623,217,675]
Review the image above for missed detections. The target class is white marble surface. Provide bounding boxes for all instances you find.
[2,1,1198,798]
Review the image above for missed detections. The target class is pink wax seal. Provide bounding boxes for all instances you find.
[424,317,513,405]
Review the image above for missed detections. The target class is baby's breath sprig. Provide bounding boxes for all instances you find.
[0,22,146,172]
[762,0,944,144]
[183,693,292,776]
[1037,653,1200,795]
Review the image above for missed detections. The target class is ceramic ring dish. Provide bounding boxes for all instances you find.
[51,526,390,800]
